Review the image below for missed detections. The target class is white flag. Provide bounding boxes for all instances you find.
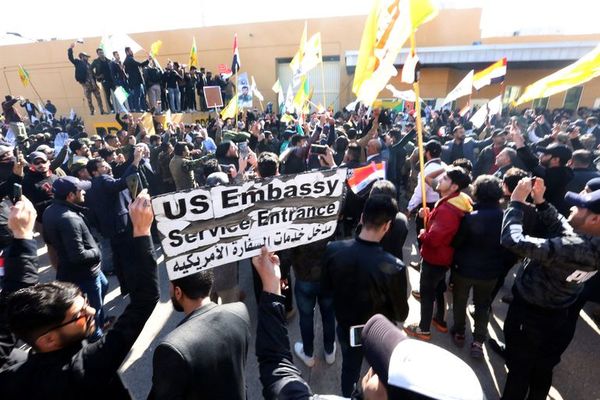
[442,70,474,106]
[386,84,418,102]
[401,53,420,84]
[284,84,294,113]
[251,76,264,102]
[100,33,142,62]
[69,108,75,120]
[469,95,502,128]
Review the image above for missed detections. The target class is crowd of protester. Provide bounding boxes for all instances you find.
[68,41,236,115]
[1,77,600,399]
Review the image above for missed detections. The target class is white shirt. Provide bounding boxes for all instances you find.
[408,158,446,212]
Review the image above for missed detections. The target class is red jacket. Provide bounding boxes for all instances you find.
[419,192,472,267]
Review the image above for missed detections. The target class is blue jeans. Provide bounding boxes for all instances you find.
[168,87,180,112]
[294,280,336,356]
[337,324,364,397]
[77,272,108,341]
[129,83,147,111]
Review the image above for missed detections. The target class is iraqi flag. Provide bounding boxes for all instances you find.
[347,162,386,194]
[231,33,241,75]
[473,58,507,90]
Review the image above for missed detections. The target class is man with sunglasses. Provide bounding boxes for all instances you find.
[22,151,58,224]
[0,190,159,398]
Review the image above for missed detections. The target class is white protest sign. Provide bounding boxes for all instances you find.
[151,168,347,279]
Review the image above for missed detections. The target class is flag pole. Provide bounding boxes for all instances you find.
[234,72,239,128]
[320,62,327,109]
[410,33,428,225]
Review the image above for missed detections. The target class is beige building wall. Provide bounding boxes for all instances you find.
[1,8,600,118]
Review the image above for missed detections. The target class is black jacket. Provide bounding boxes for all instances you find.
[565,167,600,193]
[322,237,408,327]
[0,236,159,399]
[91,57,114,88]
[501,201,600,309]
[123,55,149,87]
[22,170,57,223]
[149,302,250,400]
[42,199,101,281]
[67,48,90,84]
[453,202,514,280]
[516,145,574,215]
[256,292,314,400]
[86,164,137,238]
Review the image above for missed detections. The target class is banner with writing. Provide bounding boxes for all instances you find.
[152,168,347,279]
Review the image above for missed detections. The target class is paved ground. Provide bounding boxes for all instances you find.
[35,224,600,399]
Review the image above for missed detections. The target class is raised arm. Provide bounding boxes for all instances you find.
[81,190,159,381]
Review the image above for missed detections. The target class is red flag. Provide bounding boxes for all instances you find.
[347,162,386,194]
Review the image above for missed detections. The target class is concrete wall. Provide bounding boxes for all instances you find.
[2,8,600,117]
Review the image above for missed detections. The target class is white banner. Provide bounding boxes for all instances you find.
[152,168,347,279]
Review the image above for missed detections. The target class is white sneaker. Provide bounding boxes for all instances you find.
[325,342,336,365]
[294,342,315,368]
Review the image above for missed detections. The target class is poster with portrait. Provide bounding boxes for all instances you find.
[237,72,253,109]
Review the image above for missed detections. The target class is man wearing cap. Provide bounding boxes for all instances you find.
[42,176,107,341]
[1,95,27,146]
[512,129,573,215]
[500,177,600,399]
[252,247,484,400]
[22,151,59,224]
[68,42,105,115]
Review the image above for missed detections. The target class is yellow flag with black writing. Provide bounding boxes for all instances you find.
[18,65,30,87]
[189,37,198,68]
[221,94,239,120]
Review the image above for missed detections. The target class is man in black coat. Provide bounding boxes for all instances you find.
[322,195,407,396]
[42,177,108,341]
[86,148,142,295]
[91,48,115,113]
[67,42,105,115]
[149,270,250,399]
[0,192,159,399]
[123,46,150,112]
[566,149,600,193]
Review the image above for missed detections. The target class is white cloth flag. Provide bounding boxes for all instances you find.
[386,84,419,102]
[401,53,420,84]
[284,84,294,113]
[100,34,142,62]
[251,76,264,102]
[442,70,474,106]
[469,95,502,128]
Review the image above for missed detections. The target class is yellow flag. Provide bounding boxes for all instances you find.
[150,40,162,58]
[18,65,30,87]
[352,0,438,105]
[189,37,198,68]
[293,77,310,113]
[290,21,308,87]
[221,94,239,120]
[301,33,322,73]
[515,44,600,105]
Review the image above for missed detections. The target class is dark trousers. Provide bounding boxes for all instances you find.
[419,260,447,331]
[415,202,436,249]
[110,232,137,295]
[501,288,574,400]
[452,272,497,342]
[101,82,114,112]
[294,279,336,356]
[337,324,363,397]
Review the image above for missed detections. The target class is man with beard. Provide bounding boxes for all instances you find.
[500,177,600,400]
[513,126,573,215]
[0,191,159,398]
[442,125,492,165]
[149,271,250,399]
[22,152,58,222]
[91,47,115,113]
[86,148,143,296]
[42,177,107,341]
